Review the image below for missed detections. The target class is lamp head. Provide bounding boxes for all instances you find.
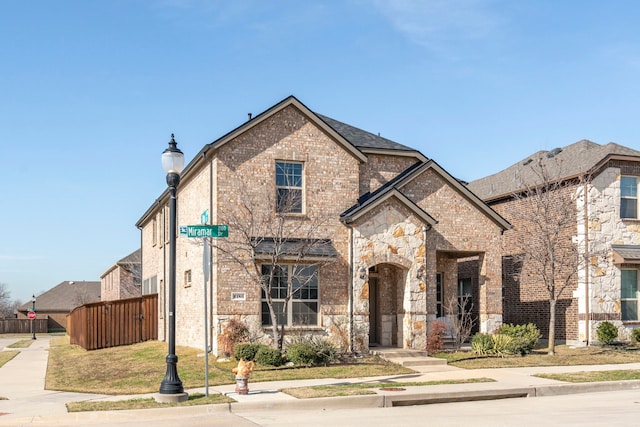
[161,134,185,175]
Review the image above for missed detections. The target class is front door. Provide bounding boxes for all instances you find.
[368,275,378,346]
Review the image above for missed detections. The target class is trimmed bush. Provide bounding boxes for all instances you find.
[497,323,541,354]
[286,342,316,366]
[596,321,618,345]
[632,328,640,345]
[255,346,284,367]
[234,343,262,362]
[471,333,493,355]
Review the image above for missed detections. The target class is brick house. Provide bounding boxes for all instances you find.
[100,249,141,301]
[17,280,101,332]
[136,96,510,354]
[468,140,640,344]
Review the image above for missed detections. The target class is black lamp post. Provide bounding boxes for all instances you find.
[158,134,186,398]
[31,295,36,340]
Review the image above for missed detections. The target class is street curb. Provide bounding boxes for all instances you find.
[228,380,640,411]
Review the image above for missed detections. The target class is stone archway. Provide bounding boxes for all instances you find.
[368,263,407,347]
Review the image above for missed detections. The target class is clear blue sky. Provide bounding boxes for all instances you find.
[2,0,640,303]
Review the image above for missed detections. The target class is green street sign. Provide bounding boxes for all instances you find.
[185,224,228,238]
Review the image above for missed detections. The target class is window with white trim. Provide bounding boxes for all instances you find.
[261,264,318,326]
[621,269,639,321]
[621,176,638,219]
[276,161,303,213]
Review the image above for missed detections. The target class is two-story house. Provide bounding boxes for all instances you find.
[136,96,510,354]
[468,140,640,344]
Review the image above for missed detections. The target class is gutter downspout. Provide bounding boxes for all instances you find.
[583,180,590,345]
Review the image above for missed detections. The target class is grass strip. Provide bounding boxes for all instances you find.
[7,339,35,349]
[282,377,495,399]
[66,393,234,412]
[535,370,640,383]
[0,350,19,368]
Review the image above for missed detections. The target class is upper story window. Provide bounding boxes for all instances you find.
[621,176,638,219]
[276,161,303,214]
[621,269,639,321]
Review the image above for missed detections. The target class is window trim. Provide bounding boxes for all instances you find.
[620,176,639,219]
[621,268,639,321]
[261,263,319,327]
[275,161,304,214]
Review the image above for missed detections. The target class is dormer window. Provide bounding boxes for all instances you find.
[276,161,303,214]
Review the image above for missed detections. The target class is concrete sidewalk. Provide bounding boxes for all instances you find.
[2,337,640,425]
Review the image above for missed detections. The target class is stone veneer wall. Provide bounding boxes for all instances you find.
[582,163,640,342]
[351,199,427,350]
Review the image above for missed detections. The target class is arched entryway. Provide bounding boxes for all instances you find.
[368,263,407,348]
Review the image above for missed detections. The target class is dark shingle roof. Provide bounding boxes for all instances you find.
[254,238,338,258]
[468,140,640,201]
[18,281,101,312]
[317,114,419,152]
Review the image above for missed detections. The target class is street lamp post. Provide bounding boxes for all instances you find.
[31,295,36,340]
[158,134,188,402]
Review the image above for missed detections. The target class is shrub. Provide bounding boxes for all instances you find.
[632,328,640,345]
[220,318,250,356]
[491,334,514,357]
[286,342,316,366]
[426,321,447,354]
[311,338,338,366]
[471,333,494,355]
[497,323,541,354]
[596,321,618,345]
[234,343,262,362]
[255,346,284,367]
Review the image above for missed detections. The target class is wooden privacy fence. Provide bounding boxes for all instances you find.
[68,294,158,350]
[0,318,48,334]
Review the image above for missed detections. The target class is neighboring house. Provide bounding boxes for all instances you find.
[100,249,142,301]
[136,96,510,354]
[17,281,101,332]
[468,140,640,344]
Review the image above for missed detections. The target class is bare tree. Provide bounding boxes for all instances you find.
[444,294,474,350]
[207,173,336,351]
[0,283,21,318]
[0,282,12,317]
[506,158,584,355]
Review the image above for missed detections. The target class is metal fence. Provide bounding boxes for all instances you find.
[0,318,48,334]
[68,294,158,350]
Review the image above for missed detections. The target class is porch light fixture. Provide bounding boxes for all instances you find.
[158,134,188,402]
[358,266,368,280]
[416,265,426,280]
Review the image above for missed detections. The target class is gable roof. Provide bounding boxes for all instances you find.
[18,281,101,313]
[101,249,141,278]
[468,140,640,202]
[341,160,511,231]
[136,95,426,228]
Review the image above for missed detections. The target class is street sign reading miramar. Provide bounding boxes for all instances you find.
[183,224,229,238]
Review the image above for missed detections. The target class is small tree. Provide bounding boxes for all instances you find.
[444,294,474,350]
[506,157,586,355]
[208,175,335,351]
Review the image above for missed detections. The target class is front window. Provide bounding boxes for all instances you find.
[621,269,639,321]
[621,176,638,219]
[276,161,303,213]
[261,264,318,326]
